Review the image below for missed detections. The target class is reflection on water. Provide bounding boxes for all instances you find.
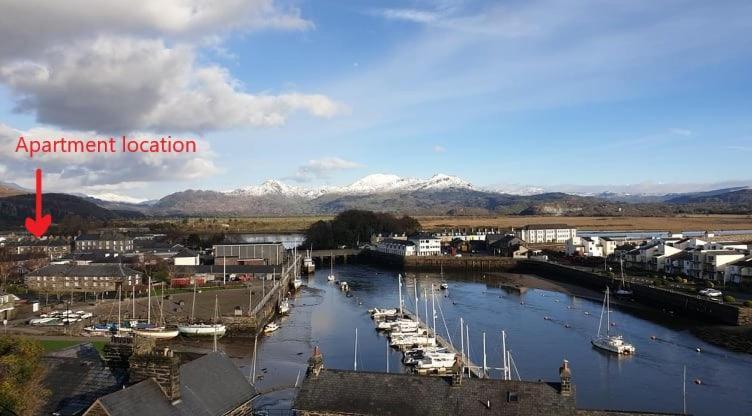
[202,264,751,416]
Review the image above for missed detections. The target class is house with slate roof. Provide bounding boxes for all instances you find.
[294,347,684,416]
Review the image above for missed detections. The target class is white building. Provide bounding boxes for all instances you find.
[725,256,752,284]
[376,239,416,257]
[408,233,442,256]
[689,249,746,282]
[565,236,616,257]
[515,224,577,244]
[173,248,200,266]
[624,241,681,271]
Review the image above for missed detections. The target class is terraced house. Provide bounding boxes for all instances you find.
[25,264,142,293]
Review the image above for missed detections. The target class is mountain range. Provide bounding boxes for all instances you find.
[0,173,751,220]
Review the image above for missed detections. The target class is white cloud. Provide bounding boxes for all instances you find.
[286,157,364,182]
[0,0,312,61]
[0,37,346,134]
[376,8,443,23]
[433,145,446,153]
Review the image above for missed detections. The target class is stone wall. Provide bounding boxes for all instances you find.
[359,249,518,272]
[514,260,750,326]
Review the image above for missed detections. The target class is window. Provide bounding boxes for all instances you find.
[507,392,519,403]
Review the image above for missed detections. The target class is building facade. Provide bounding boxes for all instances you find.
[376,239,416,256]
[25,264,142,293]
[515,224,577,244]
[408,233,442,256]
[75,233,134,253]
[213,243,285,266]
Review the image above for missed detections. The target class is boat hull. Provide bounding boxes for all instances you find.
[177,324,227,337]
[133,329,180,339]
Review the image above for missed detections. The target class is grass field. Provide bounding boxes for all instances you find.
[124,214,752,234]
[416,214,752,233]
[39,339,107,354]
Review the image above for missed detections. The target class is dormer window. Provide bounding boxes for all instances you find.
[507,392,519,403]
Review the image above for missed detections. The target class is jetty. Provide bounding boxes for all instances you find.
[402,309,484,378]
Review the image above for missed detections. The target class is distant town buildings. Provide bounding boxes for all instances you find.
[514,224,577,244]
[75,233,134,253]
[6,238,71,259]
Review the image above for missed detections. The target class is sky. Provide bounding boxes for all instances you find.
[0,0,751,201]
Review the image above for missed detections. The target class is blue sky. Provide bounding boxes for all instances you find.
[0,0,751,200]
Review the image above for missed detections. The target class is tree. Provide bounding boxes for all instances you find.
[304,210,422,249]
[0,337,49,415]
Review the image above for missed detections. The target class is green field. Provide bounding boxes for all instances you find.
[39,339,107,354]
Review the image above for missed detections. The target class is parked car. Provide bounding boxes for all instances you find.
[699,288,722,298]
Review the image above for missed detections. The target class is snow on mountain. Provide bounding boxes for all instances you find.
[227,174,473,198]
[486,184,547,195]
[87,193,148,204]
[226,180,328,198]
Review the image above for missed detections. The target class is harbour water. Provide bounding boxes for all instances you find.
[212,263,751,415]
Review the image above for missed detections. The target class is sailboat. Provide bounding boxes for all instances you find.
[327,254,336,281]
[591,287,635,355]
[133,276,179,339]
[439,264,448,289]
[615,257,633,297]
[178,286,227,337]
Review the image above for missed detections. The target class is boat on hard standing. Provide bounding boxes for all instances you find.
[178,290,227,338]
[133,276,179,340]
[591,287,635,355]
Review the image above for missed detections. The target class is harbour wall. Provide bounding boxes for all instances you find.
[358,250,752,326]
[513,260,752,326]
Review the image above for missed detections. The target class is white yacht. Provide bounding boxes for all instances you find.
[416,354,456,370]
[302,250,316,275]
[178,293,227,338]
[133,276,179,340]
[369,308,398,319]
[591,287,635,355]
[264,322,280,333]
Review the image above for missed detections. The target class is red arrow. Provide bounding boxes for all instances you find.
[24,168,52,238]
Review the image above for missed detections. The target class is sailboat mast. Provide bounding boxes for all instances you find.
[606,287,611,336]
[431,283,436,334]
[214,294,219,324]
[117,286,121,329]
[597,289,606,338]
[424,288,429,328]
[414,277,419,317]
[191,281,197,322]
[398,274,403,314]
[354,328,358,371]
[132,284,135,319]
[147,275,151,324]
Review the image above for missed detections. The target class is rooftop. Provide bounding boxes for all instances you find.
[380,238,416,247]
[26,263,140,277]
[295,369,575,416]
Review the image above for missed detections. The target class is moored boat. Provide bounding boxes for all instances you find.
[591,287,635,355]
[264,322,280,333]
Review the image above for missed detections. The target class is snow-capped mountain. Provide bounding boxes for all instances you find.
[86,193,148,204]
[226,173,473,198]
[226,180,328,199]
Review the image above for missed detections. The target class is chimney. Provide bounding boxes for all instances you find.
[307,346,324,377]
[559,359,572,396]
[129,342,181,403]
